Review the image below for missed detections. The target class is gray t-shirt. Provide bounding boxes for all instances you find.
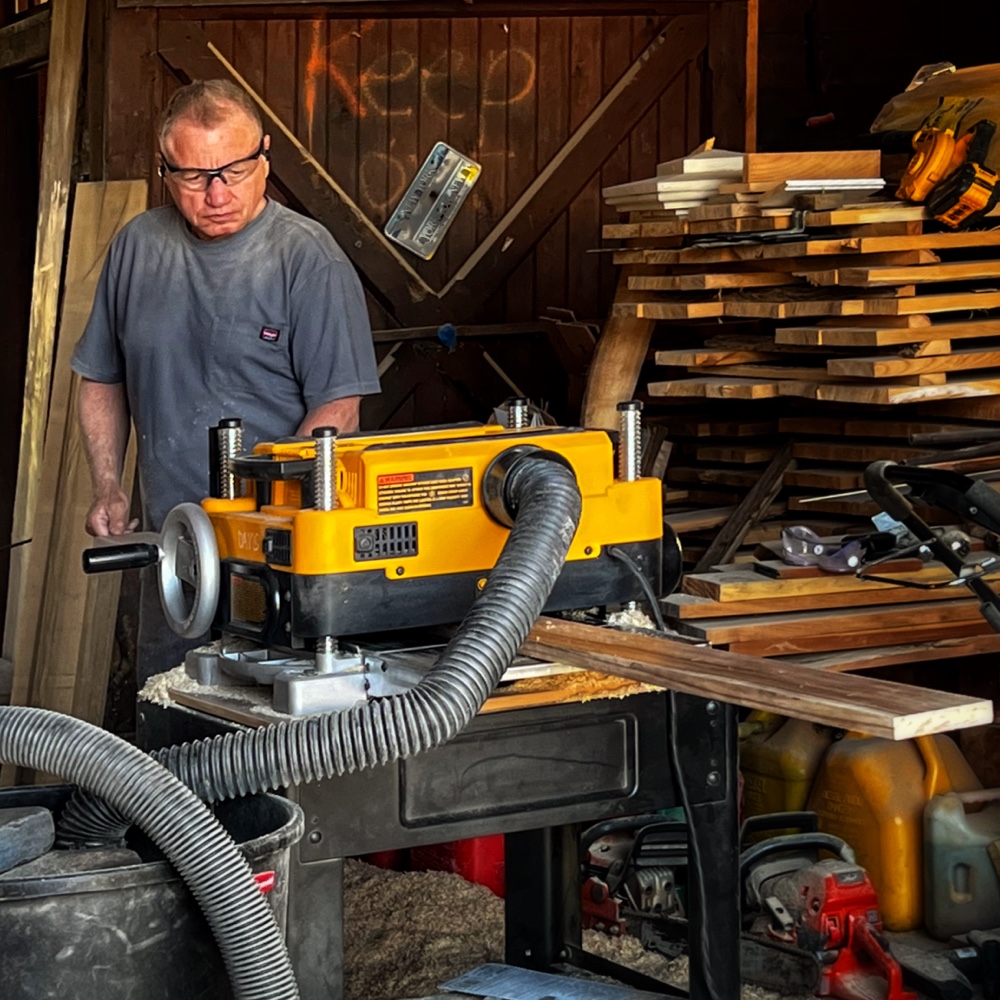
[72,200,380,529]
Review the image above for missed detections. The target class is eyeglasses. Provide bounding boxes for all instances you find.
[158,139,268,191]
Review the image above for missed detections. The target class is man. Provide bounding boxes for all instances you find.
[73,79,380,680]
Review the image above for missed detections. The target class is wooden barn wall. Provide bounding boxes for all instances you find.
[100,10,711,328]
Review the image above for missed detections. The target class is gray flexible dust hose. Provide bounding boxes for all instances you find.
[59,453,582,837]
[161,453,582,798]
[0,705,299,1000]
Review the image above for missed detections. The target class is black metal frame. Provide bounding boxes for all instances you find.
[139,689,740,1000]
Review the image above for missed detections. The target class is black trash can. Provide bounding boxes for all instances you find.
[0,785,304,999]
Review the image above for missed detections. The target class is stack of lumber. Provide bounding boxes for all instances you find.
[662,544,1000,669]
[603,148,884,220]
[606,196,1000,407]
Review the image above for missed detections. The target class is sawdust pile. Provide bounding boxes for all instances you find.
[343,860,504,1000]
[342,860,785,1000]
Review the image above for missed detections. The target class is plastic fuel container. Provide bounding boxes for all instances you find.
[807,732,980,930]
[740,712,838,818]
[925,788,1000,939]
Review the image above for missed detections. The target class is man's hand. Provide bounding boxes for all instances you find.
[78,379,135,536]
[86,484,138,537]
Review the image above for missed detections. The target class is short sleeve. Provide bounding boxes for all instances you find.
[288,254,381,410]
[71,238,126,384]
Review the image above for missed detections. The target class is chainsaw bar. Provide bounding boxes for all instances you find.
[739,934,821,997]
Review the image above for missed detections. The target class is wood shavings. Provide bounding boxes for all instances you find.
[342,861,790,1000]
[138,661,290,721]
[343,859,504,1000]
[493,669,657,704]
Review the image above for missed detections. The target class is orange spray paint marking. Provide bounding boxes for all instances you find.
[306,20,366,121]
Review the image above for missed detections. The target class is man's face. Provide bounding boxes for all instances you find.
[160,108,270,241]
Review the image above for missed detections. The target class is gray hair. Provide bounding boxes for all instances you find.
[158,79,263,148]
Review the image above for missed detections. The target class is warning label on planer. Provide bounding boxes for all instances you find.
[377,468,473,514]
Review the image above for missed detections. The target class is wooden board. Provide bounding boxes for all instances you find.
[729,619,994,657]
[742,150,882,184]
[779,373,1000,405]
[684,362,945,386]
[648,376,786,399]
[776,319,1000,347]
[682,562,997,602]
[662,583,987,620]
[803,203,928,227]
[630,272,800,291]
[3,0,87,665]
[828,346,1000,379]
[3,181,147,787]
[655,348,784,366]
[664,501,786,534]
[615,300,726,320]
[522,618,993,740]
[779,634,1000,673]
[791,441,931,462]
[724,289,1000,319]
[675,599,987,644]
[802,260,1000,288]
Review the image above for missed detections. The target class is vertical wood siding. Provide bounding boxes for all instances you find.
[109,11,705,327]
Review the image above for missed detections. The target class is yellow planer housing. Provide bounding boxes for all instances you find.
[205,421,663,646]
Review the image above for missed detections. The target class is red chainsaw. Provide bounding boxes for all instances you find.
[582,812,914,1000]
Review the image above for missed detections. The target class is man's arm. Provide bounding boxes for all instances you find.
[296,395,361,437]
[78,378,136,537]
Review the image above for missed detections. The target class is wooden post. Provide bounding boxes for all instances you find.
[3,0,88,665]
[580,268,656,430]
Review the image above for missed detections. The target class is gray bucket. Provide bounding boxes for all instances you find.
[0,785,304,999]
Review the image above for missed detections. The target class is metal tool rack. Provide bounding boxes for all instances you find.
[139,689,740,1000]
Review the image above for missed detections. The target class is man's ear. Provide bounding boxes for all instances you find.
[262,134,271,161]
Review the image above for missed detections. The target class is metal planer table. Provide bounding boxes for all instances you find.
[139,686,740,1000]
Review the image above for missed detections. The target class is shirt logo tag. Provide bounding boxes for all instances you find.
[260,326,281,343]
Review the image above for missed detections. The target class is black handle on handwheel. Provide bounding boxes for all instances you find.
[82,543,160,574]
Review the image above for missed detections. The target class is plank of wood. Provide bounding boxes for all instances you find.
[648,376,786,399]
[729,619,994,657]
[742,150,882,184]
[780,634,1000,673]
[784,468,865,490]
[677,598,986,644]
[781,374,1000,406]
[686,362,945,386]
[730,289,1000,319]
[691,443,793,573]
[653,419,778,438]
[655,348,783,366]
[665,501,786,534]
[662,583,984,620]
[791,441,931,463]
[829,346,1000,379]
[751,557,926,580]
[616,300,726,320]
[522,618,993,740]
[3,182,147,787]
[0,7,50,72]
[682,562,996,602]
[818,314,933,328]
[631,272,800,290]
[696,445,779,463]
[614,248,936,269]
[804,203,928,227]
[3,0,87,666]
[804,260,1000,288]
[669,466,765,488]
[775,318,1000,347]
